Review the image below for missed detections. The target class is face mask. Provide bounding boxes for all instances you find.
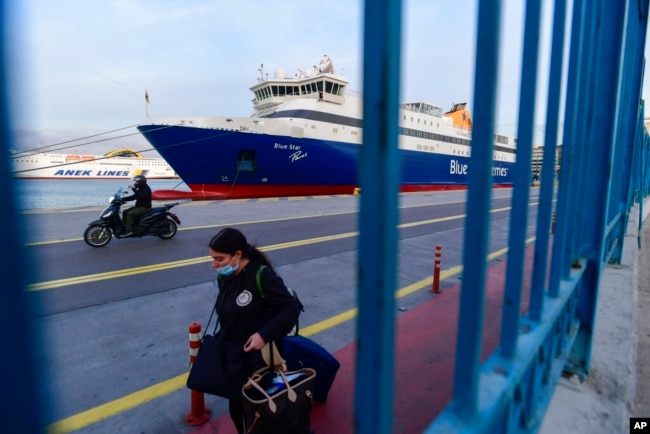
[217,256,240,276]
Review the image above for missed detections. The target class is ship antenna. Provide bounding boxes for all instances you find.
[258,63,264,82]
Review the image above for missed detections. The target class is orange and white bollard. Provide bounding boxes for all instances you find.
[429,245,442,294]
[551,211,557,234]
[183,322,211,426]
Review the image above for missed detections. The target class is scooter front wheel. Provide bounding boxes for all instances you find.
[84,224,112,247]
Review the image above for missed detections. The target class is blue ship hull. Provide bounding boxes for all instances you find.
[137,124,515,200]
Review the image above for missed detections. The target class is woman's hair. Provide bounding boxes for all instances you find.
[209,227,272,267]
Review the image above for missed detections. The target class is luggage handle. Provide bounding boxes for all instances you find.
[245,371,298,414]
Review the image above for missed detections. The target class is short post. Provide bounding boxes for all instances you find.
[429,245,442,294]
[550,211,556,234]
[184,322,211,426]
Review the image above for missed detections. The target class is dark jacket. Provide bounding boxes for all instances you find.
[216,261,300,347]
[123,184,152,208]
[213,262,301,396]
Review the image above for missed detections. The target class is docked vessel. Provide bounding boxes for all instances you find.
[11,148,177,179]
[137,55,516,200]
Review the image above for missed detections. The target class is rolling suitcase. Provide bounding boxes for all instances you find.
[283,334,340,403]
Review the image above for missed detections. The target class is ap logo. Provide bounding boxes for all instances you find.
[632,418,650,432]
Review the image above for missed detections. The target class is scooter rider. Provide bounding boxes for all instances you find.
[121,175,152,236]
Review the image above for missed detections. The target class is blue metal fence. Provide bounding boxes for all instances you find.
[355,0,649,433]
[0,1,50,432]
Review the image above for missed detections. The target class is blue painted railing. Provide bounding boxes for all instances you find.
[356,0,650,433]
[0,2,50,432]
[356,0,649,434]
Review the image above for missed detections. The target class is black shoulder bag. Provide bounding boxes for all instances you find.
[186,302,250,399]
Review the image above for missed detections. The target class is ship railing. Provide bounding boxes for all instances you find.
[400,101,444,116]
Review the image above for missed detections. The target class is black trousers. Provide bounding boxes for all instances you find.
[122,206,150,231]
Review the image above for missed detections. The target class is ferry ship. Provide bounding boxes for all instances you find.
[11,148,177,180]
[137,55,516,200]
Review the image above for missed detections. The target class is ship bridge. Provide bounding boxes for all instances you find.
[250,58,348,114]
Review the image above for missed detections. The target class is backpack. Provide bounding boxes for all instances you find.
[255,265,304,335]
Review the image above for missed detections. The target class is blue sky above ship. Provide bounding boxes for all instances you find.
[5,0,650,155]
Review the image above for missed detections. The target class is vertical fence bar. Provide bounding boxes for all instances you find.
[605,0,645,264]
[355,0,403,433]
[548,0,587,297]
[567,0,626,377]
[529,0,568,322]
[500,0,543,359]
[0,2,49,431]
[570,0,600,266]
[449,0,502,419]
[619,1,649,256]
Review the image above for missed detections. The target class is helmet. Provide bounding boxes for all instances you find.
[133,175,147,184]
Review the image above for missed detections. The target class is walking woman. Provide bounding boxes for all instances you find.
[208,227,301,433]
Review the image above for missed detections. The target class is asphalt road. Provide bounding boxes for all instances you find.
[23,190,538,433]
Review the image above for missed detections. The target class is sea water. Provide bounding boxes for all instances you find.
[13,179,190,210]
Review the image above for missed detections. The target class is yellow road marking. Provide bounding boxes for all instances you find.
[47,374,188,433]
[29,206,514,291]
[46,236,536,433]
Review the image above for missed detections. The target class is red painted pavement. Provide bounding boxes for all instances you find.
[190,246,534,433]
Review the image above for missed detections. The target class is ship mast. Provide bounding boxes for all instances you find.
[257,63,264,82]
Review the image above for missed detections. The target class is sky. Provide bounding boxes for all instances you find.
[4,0,649,157]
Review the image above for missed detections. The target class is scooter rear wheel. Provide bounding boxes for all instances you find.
[157,218,178,239]
[84,224,112,247]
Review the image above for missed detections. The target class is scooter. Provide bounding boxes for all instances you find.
[83,188,181,247]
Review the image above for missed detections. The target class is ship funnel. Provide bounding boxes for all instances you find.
[443,103,472,130]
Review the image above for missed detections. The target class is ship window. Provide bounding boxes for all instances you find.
[279,86,286,96]
[236,150,256,172]
[272,86,279,96]
[293,86,299,95]
[325,81,333,93]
